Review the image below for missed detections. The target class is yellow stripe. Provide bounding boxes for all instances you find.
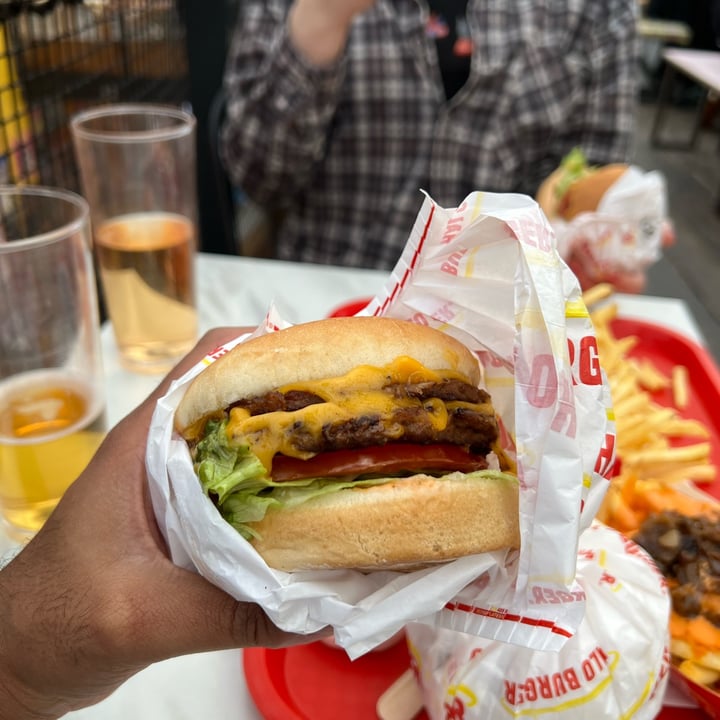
[447,684,478,707]
[522,245,560,266]
[565,300,590,319]
[463,246,481,278]
[498,652,653,717]
[485,377,516,388]
[470,193,484,221]
[619,671,655,720]
[516,308,548,332]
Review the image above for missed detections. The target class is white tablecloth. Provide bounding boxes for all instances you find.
[0,253,708,719]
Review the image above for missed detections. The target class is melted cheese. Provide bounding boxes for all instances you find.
[225,357,489,471]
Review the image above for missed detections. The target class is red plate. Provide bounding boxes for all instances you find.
[327,297,373,317]
[245,317,720,720]
[244,640,429,720]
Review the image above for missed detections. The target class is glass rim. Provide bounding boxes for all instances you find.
[70,103,196,143]
[0,185,89,252]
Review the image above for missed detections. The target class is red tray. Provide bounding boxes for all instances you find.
[244,641,706,719]
[244,317,720,720]
[244,641,421,720]
[611,317,720,718]
[610,317,720,488]
[327,298,372,318]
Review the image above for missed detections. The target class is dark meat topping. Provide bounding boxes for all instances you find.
[230,390,324,415]
[633,511,720,623]
[229,379,488,418]
[387,379,490,405]
[288,404,498,456]
[226,378,498,456]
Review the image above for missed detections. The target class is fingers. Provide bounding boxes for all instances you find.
[567,252,646,295]
[660,220,676,248]
[120,564,312,662]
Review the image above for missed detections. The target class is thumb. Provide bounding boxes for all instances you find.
[128,565,312,663]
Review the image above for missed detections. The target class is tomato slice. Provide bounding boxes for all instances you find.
[271,443,487,482]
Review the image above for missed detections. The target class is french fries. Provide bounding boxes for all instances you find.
[671,607,720,689]
[585,290,716,529]
[584,285,720,695]
[672,364,690,410]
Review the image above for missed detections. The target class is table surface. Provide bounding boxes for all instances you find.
[662,47,720,93]
[0,253,710,719]
[637,18,692,45]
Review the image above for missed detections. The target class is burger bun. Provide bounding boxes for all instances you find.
[175,316,481,433]
[249,472,520,572]
[537,163,628,221]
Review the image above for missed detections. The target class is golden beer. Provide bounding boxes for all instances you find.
[95,211,197,372]
[0,371,105,536]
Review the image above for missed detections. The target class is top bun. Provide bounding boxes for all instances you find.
[537,163,627,221]
[175,316,481,432]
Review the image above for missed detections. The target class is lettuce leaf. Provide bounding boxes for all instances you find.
[554,147,594,199]
[193,418,517,540]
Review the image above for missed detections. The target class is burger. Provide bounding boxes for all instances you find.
[536,148,628,222]
[175,317,519,572]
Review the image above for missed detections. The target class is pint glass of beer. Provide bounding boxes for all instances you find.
[70,104,198,373]
[0,186,105,539]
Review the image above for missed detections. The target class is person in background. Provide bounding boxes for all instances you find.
[0,328,321,720]
[220,0,646,289]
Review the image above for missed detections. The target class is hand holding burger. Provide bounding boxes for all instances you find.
[0,328,318,720]
[536,148,674,294]
[175,317,520,572]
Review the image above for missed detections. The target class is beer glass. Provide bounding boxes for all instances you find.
[0,186,105,539]
[70,104,198,373]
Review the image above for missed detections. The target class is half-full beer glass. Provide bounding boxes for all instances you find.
[0,186,105,539]
[71,104,198,373]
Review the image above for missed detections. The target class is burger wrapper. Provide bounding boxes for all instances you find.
[146,191,615,659]
[551,166,667,272]
[406,522,671,720]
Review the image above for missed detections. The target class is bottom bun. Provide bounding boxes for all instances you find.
[249,474,520,572]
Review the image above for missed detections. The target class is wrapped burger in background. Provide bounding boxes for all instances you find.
[146,190,615,658]
[407,521,671,720]
[536,149,668,282]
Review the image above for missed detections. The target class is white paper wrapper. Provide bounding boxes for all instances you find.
[552,166,667,272]
[146,191,615,659]
[407,522,671,720]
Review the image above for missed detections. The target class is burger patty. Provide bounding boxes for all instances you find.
[230,379,490,416]
[286,404,498,455]
[228,379,499,456]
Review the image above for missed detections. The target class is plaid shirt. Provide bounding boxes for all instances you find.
[220,0,638,269]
